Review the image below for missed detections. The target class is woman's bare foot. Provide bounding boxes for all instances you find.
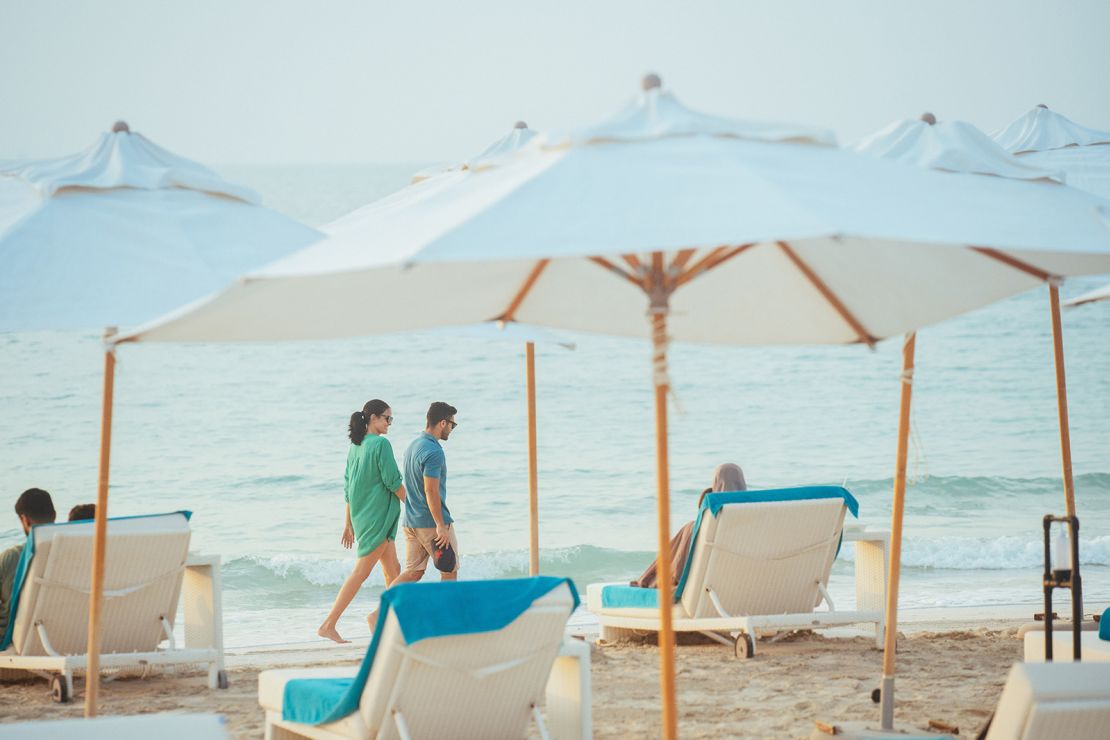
[366,609,379,633]
[318,624,350,644]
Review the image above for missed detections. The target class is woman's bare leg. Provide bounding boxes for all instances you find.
[318,543,386,643]
[366,541,401,632]
[381,540,401,587]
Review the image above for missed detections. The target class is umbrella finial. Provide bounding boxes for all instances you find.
[1037,103,1049,109]
[642,73,662,91]
[919,112,937,125]
[514,121,528,130]
[111,121,131,134]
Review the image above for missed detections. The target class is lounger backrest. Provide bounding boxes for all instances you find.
[358,582,575,740]
[10,513,191,656]
[680,498,845,619]
[986,662,1110,740]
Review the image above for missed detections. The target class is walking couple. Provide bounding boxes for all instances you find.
[317,399,460,644]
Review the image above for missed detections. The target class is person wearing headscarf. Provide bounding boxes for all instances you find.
[632,463,746,589]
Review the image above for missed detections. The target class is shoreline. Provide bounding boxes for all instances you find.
[219,602,1048,666]
[1,616,1031,739]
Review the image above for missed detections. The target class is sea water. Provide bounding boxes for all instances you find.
[1,164,1108,649]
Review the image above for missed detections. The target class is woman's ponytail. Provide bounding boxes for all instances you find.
[348,411,368,445]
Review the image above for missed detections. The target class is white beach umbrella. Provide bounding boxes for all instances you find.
[854,112,1084,515]
[1065,282,1110,307]
[119,78,1110,737]
[854,113,1065,181]
[851,112,1110,732]
[409,121,538,183]
[0,123,322,331]
[0,122,323,717]
[994,104,1110,200]
[994,107,1110,315]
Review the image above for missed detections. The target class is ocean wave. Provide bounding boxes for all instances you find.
[840,534,1110,570]
[223,545,650,590]
[840,473,1110,500]
[223,532,1110,595]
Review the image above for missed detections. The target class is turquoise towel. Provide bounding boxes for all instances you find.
[1100,607,1110,641]
[283,576,579,726]
[602,486,859,609]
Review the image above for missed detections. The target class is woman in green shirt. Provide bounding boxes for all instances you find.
[318,399,405,643]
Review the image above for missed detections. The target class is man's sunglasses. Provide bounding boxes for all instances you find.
[445,420,458,429]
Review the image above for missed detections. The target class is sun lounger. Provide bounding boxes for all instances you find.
[587,487,887,657]
[0,512,226,702]
[258,576,584,740]
[0,713,228,739]
[1023,619,1110,662]
[983,661,1110,739]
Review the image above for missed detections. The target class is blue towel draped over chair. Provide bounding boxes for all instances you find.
[283,576,579,726]
[600,486,858,610]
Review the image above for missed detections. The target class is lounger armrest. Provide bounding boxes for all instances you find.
[183,553,224,667]
[843,528,889,613]
[546,639,592,740]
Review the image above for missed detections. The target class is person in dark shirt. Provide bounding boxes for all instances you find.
[1,488,56,637]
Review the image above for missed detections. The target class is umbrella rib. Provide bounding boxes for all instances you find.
[669,249,698,274]
[970,247,1056,282]
[495,258,551,322]
[588,256,642,288]
[672,244,755,289]
[777,241,877,346]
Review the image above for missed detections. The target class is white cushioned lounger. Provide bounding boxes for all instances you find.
[260,577,587,740]
[587,487,886,657]
[0,512,225,701]
[985,661,1110,739]
[1023,629,1110,663]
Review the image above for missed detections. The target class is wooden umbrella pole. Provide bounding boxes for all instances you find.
[85,330,118,717]
[880,331,916,730]
[525,341,540,576]
[1048,284,1076,518]
[650,288,678,740]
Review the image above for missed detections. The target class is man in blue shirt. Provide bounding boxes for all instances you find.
[395,401,459,583]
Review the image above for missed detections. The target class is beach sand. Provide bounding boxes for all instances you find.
[0,619,1026,739]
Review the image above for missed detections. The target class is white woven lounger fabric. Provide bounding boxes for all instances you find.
[260,577,579,740]
[587,487,883,657]
[0,512,225,699]
[985,661,1110,739]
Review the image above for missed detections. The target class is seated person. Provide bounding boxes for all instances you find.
[68,503,95,521]
[1,488,56,637]
[632,463,746,589]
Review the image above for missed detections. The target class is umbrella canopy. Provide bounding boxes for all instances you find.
[853,114,1064,181]
[1066,282,1110,306]
[121,105,1110,346]
[118,78,1110,738]
[410,121,538,183]
[0,123,322,331]
[993,106,1110,200]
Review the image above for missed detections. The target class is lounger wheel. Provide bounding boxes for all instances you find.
[871,687,881,704]
[734,633,754,659]
[51,675,69,704]
[217,669,229,689]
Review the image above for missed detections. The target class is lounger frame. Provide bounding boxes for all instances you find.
[0,520,225,701]
[590,500,889,657]
[260,584,590,740]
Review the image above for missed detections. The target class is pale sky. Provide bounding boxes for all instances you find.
[3,0,1109,165]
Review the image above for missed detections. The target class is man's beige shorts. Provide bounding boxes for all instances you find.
[402,526,459,574]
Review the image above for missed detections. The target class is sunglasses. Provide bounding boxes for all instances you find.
[377,415,393,424]
[445,420,458,429]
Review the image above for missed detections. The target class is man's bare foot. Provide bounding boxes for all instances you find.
[318,625,350,644]
[366,609,379,632]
